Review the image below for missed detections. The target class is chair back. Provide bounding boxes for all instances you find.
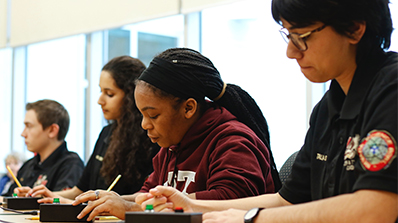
[279,151,299,185]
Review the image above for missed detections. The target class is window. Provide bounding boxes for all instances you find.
[0,48,13,173]
[25,35,86,160]
[389,2,398,52]
[121,15,185,66]
[201,0,315,168]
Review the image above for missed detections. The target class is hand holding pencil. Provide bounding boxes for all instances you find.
[6,165,32,197]
[107,174,121,192]
[73,174,123,221]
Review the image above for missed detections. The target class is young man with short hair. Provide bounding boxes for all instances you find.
[5,99,84,196]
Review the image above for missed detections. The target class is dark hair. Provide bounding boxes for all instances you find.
[139,48,282,190]
[99,56,154,185]
[26,99,69,141]
[271,0,393,59]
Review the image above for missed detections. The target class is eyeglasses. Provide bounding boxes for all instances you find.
[279,25,327,51]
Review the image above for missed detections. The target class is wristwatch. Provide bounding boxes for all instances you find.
[244,207,264,223]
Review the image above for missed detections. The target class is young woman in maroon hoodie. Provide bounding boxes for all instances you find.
[73,48,280,221]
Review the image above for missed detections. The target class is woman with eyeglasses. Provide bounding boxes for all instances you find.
[131,0,398,222]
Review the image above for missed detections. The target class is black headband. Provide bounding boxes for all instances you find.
[138,57,208,100]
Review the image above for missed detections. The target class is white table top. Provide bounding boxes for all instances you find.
[0,208,122,223]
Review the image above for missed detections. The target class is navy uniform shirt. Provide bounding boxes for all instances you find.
[5,141,84,196]
[279,48,397,204]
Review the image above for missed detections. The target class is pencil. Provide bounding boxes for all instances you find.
[106,174,121,192]
[25,216,39,220]
[95,216,120,220]
[6,165,22,188]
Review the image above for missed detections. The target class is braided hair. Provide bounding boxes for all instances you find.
[100,56,154,186]
[140,48,282,190]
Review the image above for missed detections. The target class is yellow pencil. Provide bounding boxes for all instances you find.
[25,216,39,220]
[95,216,120,220]
[106,174,121,192]
[6,165,22,188]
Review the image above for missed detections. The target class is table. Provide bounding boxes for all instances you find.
[0,209,123,223]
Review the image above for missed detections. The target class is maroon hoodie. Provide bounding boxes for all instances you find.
[140,105,274,199]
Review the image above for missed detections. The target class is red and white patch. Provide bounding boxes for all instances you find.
[358,131,396,171]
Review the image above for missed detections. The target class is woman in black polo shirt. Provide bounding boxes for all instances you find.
[132,0,398,222]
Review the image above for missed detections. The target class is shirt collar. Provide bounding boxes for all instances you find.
[327,48,387,120]
[34,141,68,168]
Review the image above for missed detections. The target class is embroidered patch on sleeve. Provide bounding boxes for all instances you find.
[358,130,396,171]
